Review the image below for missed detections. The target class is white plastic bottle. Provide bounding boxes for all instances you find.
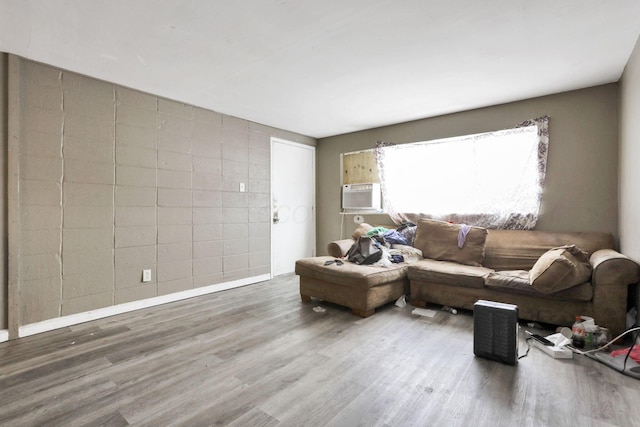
[442,305,458,315]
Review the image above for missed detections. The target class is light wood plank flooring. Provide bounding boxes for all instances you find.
[1,274,639,426]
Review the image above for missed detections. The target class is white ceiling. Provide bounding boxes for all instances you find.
[1,1,640,138]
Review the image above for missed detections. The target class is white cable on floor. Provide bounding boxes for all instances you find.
[576,326,640,355]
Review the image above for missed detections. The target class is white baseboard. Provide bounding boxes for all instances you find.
[18,274,271,338]
[0,330,8,343]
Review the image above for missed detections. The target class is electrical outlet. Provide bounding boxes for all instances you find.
[142,269,152,282]
[239,182,246,192]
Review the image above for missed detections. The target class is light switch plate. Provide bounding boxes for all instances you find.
[142,269,152,282]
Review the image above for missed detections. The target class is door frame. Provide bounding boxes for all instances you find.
[270,137,316,278]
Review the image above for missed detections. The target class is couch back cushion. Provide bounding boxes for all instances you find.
[413,219,488,267]
[483,230,614,271]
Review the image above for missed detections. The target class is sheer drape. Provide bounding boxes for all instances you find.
[375,116,549,229]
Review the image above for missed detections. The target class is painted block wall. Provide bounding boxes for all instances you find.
[7,56,315,328]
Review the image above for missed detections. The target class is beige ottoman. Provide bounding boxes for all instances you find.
[295,256,409,317]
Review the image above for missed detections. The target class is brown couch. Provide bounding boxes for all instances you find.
[409,225,639,336]
[296,220,640,335]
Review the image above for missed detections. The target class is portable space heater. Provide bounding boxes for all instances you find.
[473,300,519,365]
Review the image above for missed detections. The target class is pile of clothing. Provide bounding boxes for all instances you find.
[347,222,423,267]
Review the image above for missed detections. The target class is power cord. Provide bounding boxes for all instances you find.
[519,326,640,365]
[620,328,638,373]
[518,337,532,360]
[576,325,640,374]
[579,326,640,355]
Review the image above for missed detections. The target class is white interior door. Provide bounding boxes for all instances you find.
[271,138,315,276]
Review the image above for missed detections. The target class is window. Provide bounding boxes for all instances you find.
[375,117,549,229]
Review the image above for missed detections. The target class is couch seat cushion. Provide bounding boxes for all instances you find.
[413,219,488,267]
[407,259,493,289]
[529,245,592,294]
[295,256,408,289]
[485,270,593,301]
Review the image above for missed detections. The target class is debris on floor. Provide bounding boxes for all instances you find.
[441,305,458,314]
[411,307,437,318]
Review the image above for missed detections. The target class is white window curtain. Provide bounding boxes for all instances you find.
[375,116,549,229]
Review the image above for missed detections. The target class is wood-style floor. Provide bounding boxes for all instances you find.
[1,274,639,427]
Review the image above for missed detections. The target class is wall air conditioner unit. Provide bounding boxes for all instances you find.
[342,183,381,210]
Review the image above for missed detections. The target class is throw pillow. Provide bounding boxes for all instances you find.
[529,245,592,294]
[413,219,488,267]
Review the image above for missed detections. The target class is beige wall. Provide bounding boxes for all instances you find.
[317,85,620,254]
[619,35,640,320]
[3,56,315,333]
[620,36,640,262]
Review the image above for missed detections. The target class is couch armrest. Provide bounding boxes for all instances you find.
[327,239,355,258]
[590,249,640,286]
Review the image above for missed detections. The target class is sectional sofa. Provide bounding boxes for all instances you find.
[295,220,640,335]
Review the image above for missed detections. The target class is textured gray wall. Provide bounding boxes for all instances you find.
[7,56,315,327]
[317,85,620,255]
